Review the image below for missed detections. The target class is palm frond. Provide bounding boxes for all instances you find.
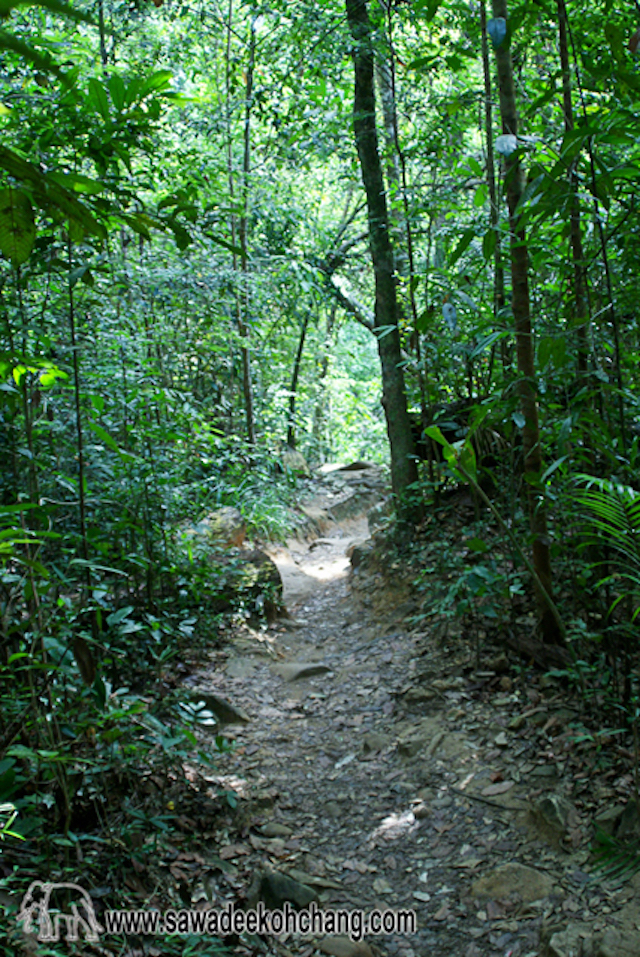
[592,826,640,884]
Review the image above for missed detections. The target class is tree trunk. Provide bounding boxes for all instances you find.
[345,0,421,526]
[312,303,338,462]
[286,311,311,450]
[491,0,562,644]
[557,0,590,378]
[480,0,507,369]
[226,0,255,445]
[238,15,256,444]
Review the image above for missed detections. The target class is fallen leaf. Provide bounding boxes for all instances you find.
[433,903,451,921]
[219,843,251,859]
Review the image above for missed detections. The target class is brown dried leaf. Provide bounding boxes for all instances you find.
[219,843,251,860]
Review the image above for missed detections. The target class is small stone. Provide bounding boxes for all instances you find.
[494,732,509,747]
[530,764,559,778]
[471,863,554,903]
[261,822,293,838]
[318,936,375,957]
[403,687,437,705]
[485,654,510,674]
[433,795,453,809]
[249,865,318,910]
[362,731,390,754]
[350,543,374,568]
[615,799,640,840]
[273,662,332,682]
[508,714,527,730]
[531,710,550,727]
[280,449,311,477]
[533,794,577,837]
[188,691,249,725]
[593,804,625,836]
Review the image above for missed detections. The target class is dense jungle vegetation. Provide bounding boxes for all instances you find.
[1,0,640,951]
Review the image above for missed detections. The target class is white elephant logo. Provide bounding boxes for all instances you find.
[17,880,103,942]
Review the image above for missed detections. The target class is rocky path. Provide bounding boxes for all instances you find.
[186,487,640,957]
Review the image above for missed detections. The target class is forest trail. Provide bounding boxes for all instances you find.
[188,487,640,957]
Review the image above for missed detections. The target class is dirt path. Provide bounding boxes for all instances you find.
[188,497,640,957]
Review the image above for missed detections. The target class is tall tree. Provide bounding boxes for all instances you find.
[556,0,589,378]
[345,0,421,525]
[491,0,562,644]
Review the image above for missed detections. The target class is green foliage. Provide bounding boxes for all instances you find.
[592,825,640,884]
[576,476,640,621]
[0,187,34,264]
[0,0,639,933]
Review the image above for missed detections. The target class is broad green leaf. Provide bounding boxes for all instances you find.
[450,227,475,266]
[140,70,174,98]
[0,0,94,22]
[482,228,496,260]
[473,183,487,207]
[538,335,566,369]
[88,77,110,120]
[107,605,134,627]
[87,421,133,461]
[38,364,68,386]
[459,442,477,481]
[109,75,126,112]
[415,306,434,334]
[0,189,35,265]
[415,0,444,20]
[48,171,104,195]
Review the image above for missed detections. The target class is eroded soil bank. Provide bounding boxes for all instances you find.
[185,471,640,957]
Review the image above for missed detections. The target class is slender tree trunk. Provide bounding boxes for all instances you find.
[68,239,97,681]
[312,304,338,462]
[557,0,589,377]
[225,1,255,444]
[480,0,507,368]
[287,312,311,450]
[375,56,402,254]
[375,17,427,410]
[346,0,421,526]
[491,0,562,644]
[97,0,108,71]
[238,15,256,444]
[561,7,626,453]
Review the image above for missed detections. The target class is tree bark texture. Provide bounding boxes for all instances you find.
[238,15,256,444]
[492,0,561,644]
[346,0,420,524]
